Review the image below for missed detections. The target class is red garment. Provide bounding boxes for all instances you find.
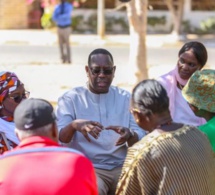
[0,136,98,195]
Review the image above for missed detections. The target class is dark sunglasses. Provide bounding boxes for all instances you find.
[8,91,30,103]
[90,67,115,75]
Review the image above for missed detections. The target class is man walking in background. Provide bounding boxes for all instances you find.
[53,0,73,64]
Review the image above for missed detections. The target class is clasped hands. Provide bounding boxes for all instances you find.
[73,119,133,146]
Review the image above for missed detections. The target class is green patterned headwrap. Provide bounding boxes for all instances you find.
[182,69,215,113]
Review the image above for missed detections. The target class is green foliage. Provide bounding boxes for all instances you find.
[192,17,215,34]
[71,14,129,34]
[86,14,97,32]
[71,15,84,31]
[106,17,129,34]
[41,12,55,29]
[147,16,166,26]
[182,20,192,34]
[200,17,215,33]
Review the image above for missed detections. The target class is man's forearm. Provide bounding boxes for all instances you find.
[59,122,76,143]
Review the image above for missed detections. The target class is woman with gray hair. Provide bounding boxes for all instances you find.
[116,79,215,195]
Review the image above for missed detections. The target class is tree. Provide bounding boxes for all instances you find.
[97,0,105,39]
[125,0,148,83]
[165,0,185,38]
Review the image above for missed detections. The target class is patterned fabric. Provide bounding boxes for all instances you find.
[0,71,21,121]
[0,133,9,154]
[0,132,16,154]
[116,126,215,195]
[182,69,215,112]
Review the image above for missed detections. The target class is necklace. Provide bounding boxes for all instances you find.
[177,82,184,90]
[156,120,173,128]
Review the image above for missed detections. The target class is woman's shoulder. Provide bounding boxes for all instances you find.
[129,125,199,155]
[128,132,162,157]
[157,70,175,89]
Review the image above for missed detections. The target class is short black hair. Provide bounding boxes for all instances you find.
[132,79,169,115]
[88,48,114,66]
[178,41,208,68]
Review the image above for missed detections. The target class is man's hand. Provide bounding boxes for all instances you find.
[73,119,103,142]
[105,126,132,146]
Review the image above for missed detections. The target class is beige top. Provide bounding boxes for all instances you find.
[116,125,215,195]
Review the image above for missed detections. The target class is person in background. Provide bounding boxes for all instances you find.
[52,0,73,64]
[116,79,215,195]
[157,41,207,126]
[0,71,30,153]
[56,48,145,195]
[182,69,215,152]
[0,98,98,195]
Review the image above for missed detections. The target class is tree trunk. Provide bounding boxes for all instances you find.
[97,0,105,39]
[126,0,148,84]
[165,0,184,37]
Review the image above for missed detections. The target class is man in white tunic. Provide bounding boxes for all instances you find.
[56,48,145,195]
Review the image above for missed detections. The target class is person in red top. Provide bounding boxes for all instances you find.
[0,98,98,195]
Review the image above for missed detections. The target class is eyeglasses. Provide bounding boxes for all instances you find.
[8,91,30,103]
[89,67,115,75]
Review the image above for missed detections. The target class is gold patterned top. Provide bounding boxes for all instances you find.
[116,125,215,195]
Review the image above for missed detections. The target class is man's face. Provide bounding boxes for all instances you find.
[85,54,115,94]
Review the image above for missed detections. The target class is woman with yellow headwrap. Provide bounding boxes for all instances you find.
[0,71,30,153]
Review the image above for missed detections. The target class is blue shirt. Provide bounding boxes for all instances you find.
[56,85,146,170]
[52,2,73,27]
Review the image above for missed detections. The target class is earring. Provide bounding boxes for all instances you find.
[135,118,139,123]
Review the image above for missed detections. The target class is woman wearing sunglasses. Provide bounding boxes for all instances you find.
[0,71,30,154]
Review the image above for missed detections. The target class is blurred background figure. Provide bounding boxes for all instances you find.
[116,79,215,195]
[182,69,215,152]
[0,71,30,154]
[52,0,73,64]
[0,98,98,195]
[157,41,208,126]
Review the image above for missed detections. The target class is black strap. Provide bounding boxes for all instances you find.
[58,25,71,28]
[60,2,65,14]
[0,147,84,159]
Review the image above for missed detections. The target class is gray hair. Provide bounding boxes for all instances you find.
[15,123,53,139]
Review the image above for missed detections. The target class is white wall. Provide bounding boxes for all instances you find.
[72,9,215,33]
